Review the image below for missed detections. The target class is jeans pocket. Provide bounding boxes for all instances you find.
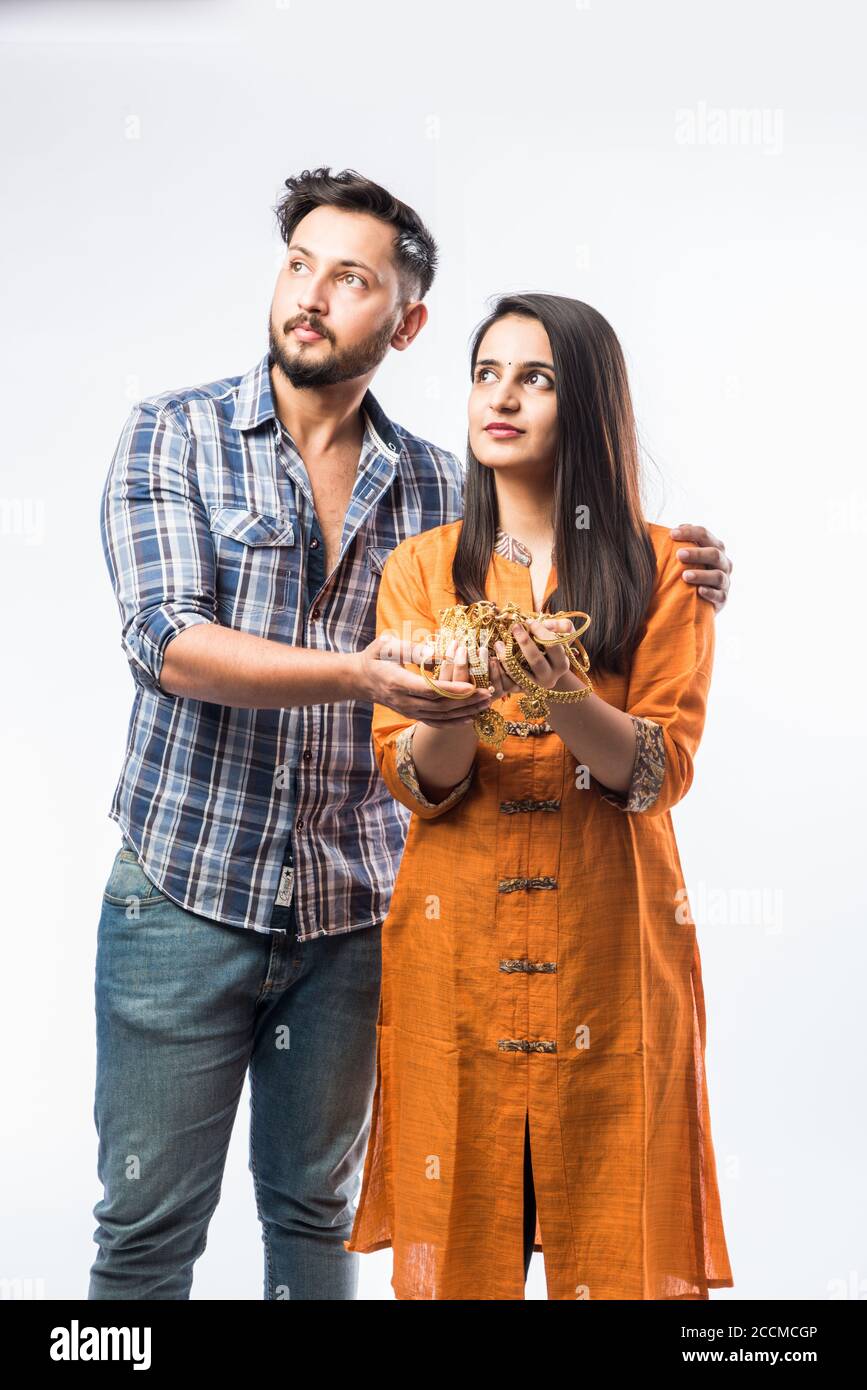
[102,848,168,909]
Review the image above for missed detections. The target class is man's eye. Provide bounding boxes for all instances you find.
[343,273,366,287]
[288,261,307,273]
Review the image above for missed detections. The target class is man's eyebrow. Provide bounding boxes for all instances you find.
[475,357,555,371]
[287,244,381,281]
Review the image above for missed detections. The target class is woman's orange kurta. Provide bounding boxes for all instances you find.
[344,518,734,1300]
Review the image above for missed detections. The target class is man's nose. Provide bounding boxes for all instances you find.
[296,275,328,313]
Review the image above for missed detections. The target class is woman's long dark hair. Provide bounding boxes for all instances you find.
[452,293,657,676]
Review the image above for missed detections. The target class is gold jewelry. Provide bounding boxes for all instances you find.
[415,600,593,759]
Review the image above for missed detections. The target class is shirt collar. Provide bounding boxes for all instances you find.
[231,350,402,462]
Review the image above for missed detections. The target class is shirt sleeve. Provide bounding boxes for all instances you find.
[370,545,475,820]
[596,532,715,817]
[99,402,218,698]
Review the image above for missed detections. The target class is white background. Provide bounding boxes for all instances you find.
[1,0,865,1301]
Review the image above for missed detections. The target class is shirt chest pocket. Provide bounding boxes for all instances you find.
[209,505,297,613]
[366,545,395,575]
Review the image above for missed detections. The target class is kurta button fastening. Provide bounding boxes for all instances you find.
[497,876,558,893]
[499,958,557,973]
[499,798,561,813]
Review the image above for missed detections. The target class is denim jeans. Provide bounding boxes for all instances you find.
[88,838,382,1300]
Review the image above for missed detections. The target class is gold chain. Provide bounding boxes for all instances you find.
[415,600,593,759]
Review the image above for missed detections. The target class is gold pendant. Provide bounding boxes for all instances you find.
[473,707,508,759]
[518,692,549,720]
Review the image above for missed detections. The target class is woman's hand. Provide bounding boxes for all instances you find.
[495,617,586,693]
[487,642,523,700]
[419,637,496,727]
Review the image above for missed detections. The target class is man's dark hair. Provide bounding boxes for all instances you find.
[274,166,439,302]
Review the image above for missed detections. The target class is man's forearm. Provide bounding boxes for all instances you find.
[159,621,366,709]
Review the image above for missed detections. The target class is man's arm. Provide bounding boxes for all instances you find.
[160,621,364,707]
[100,401,494,716]
[161,622,500,714]
[99,400,363,708]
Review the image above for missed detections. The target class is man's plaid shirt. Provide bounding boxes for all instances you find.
[100,351,464,939]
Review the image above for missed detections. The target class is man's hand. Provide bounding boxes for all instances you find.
[354,633,496,723]
[670,524,732,612]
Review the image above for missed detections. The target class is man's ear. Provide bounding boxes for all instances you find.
[391,299,428,352]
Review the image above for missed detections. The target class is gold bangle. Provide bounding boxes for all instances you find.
[497,645,593,719]
[412,600,594,758]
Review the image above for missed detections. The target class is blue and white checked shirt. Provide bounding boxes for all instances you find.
[100,351,465,940]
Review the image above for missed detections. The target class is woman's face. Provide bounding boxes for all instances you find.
[468,313,559,476]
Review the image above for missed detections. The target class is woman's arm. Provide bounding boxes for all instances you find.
[498,627,639,794]
[502,532,715,817]
[404,720,479,804]
[371,547,490,819]
[542,672,639,796]
[408,639,487,801]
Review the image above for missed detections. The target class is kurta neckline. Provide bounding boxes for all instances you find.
[494,528,555,567]
[492,529,558,609]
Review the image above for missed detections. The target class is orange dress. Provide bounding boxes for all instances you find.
[344,518,734,1300]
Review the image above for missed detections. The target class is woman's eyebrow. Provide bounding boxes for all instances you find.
[476,357,555,371]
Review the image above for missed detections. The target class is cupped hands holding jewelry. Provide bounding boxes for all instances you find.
[493,616,590,695]
[420,635,496,726]
[428,618,588,718]
[415,605,594,755]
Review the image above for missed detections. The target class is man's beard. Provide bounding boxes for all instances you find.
[268,311,399,389]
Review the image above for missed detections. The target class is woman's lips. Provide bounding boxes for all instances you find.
[485,425,524,438]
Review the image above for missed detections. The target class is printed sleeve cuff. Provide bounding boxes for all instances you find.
[394,723,474,811]
[599,715,666,813]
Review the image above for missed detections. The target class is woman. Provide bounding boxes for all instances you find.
[344,293,734,1300]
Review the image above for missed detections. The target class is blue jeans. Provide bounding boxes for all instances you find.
[88,838,382,1300]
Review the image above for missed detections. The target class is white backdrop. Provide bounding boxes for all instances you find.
[1,0,865,1301]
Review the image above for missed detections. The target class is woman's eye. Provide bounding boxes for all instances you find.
[474,368,552,387]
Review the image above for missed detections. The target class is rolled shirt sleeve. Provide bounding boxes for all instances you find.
[99,402,218,698]
[595,533,715,817]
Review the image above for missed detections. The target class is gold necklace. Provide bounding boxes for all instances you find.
[416,600,593,759]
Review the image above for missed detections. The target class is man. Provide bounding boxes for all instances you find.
[91,166,733,1299]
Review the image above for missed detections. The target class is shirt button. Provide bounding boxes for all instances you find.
[296,817,305,831]
[310,537,319,548]
[311,607,321,620]
[302,748,312,760]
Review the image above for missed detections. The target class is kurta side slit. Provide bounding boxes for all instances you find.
[522,1112,537,1281]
